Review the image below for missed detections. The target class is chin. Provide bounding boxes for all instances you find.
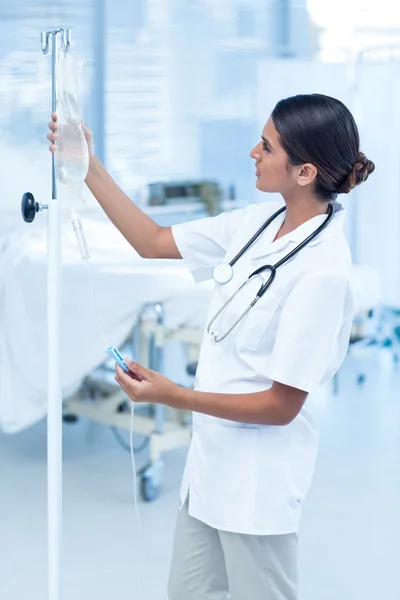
[256,179,279,194]
[255,179,269,193]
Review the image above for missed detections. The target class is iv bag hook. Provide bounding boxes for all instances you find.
[21,28,71,223]
[41,28,71,54]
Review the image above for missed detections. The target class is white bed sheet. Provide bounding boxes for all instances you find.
[0,216,212,433]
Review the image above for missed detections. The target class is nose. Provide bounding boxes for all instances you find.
[250,145,261,161]
[250,145,261,162]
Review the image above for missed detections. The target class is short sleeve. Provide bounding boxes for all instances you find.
[171,206,249,283]
[265,272,354,393]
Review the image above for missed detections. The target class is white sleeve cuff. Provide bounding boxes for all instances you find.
[171,223,214,283]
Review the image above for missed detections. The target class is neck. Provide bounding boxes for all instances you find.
[281,194,329,233]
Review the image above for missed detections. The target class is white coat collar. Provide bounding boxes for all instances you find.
[285,201,345,246]
[249,201,345,259]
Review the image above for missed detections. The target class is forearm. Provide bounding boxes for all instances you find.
[85,156,160,258]
[172,386,304,426]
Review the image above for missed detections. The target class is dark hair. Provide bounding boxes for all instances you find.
[271,94,375,200]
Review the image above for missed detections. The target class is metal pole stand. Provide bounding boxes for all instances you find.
[21,28,71,600]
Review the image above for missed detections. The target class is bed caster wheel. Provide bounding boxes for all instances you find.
[186,362,198,376]
[62,414,79,423]
[140,475,161,502]
[357,374,366,386]
[139,461,163,502]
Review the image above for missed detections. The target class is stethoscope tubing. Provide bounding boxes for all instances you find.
[207,203,335,342]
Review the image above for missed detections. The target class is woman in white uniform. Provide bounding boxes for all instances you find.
[48,93,374,599]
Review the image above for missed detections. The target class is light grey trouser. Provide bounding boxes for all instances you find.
[168,499,298,600]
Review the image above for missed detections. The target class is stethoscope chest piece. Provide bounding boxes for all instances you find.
[213,263,234,285]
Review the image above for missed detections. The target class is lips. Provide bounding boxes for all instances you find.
[255,169,260,177]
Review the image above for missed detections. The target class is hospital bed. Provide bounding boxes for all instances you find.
[0,205,384,500]
[0,203,215,500]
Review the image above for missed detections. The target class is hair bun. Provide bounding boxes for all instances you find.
[337,152,375,194]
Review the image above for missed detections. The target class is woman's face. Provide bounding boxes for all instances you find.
[250,117,297,195]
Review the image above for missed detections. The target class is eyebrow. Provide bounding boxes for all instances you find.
[261,135,273,149]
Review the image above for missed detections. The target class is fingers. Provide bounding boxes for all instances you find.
[115,365,129,387]
[48,115,58,153]
[115,374,130,398]
[115,365,141,399]
[115,365,128,387]
[115,364,138,382]
[128,369,144,382]
[125,358,149,380]
[48,119,58,133]
[47,130,59,154]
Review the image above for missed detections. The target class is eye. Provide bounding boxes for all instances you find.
[262,142,271,152]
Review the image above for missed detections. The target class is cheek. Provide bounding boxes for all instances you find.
[261,155,279,175]
[258,159,288,191]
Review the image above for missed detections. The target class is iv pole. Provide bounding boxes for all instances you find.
[21,28,71,600]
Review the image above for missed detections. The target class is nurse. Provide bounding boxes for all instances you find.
[48,93,374,599]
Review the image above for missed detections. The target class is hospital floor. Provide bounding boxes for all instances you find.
[1,348,399,600]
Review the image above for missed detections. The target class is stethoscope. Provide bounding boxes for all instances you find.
[207,203,334,342]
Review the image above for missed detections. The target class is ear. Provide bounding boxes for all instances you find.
[296,163,318,188]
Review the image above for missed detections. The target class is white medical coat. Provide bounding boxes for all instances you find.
[171,200,355,535]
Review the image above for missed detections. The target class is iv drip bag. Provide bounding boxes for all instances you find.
[55,52,89,187]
